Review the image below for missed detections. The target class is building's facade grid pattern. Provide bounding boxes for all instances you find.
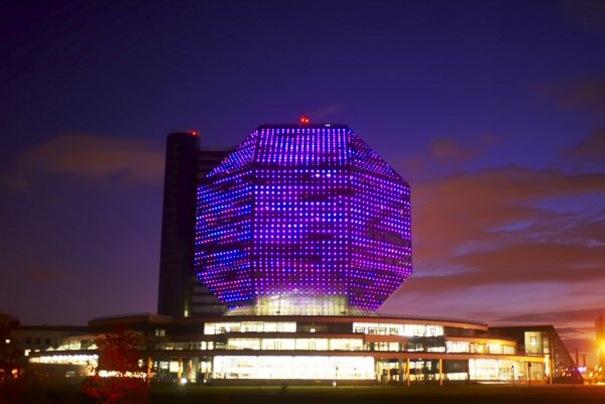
[195,125,412,310]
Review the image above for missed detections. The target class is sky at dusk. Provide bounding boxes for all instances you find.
[1,1,604,359]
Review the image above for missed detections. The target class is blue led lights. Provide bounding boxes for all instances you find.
[194,124,412,311]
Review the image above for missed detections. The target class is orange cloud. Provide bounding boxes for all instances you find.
[6,134,164,190]
[564,128,605,163]
[540,77,605,116]
[403,166,605,294]
[429,138,479,164]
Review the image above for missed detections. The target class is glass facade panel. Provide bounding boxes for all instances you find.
[446,341,470,353]
[261,339,296,350]
[469,359,544,381]
[353,322,444,337]
[329,338,364,351]
[227,338,261,350]
[204,321,296,335]
[524,331,544,355]
[226,337,363,351]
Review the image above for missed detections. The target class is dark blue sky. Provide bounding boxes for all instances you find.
[1,0,604,357]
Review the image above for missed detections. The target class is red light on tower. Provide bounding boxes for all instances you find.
[299,115,310,125]
[191,130,199,136]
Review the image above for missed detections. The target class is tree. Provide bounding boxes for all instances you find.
[82,328,149,403]
[0,319,25,403]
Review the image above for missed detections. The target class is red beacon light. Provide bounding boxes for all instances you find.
[299,115,310,125]
[190,130,199,136]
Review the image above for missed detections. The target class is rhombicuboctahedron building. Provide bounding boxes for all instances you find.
[195,121,412,313]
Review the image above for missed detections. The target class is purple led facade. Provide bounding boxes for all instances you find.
[194,124,412,311]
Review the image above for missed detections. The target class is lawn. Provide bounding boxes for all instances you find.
[155,384,604,404]
[4,383,605,403]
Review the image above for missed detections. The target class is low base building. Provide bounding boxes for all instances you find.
[26,309,582,385]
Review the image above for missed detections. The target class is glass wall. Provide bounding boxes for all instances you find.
[226,338,364,351]
[446,341,470,353]
[212,355,375,379]
[156,341,214,350]
[469,359,544,381]
[524,331,546,355]
[204,321,296,335]
[251,295,350,316]
[353,322,444,337]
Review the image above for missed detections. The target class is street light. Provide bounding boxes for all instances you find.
[333,365,339,388]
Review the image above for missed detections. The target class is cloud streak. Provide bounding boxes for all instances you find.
[384,161,605,302]
[497,307,605,324]
[564,128,605,164]
[540,77,605,116]
[5,134,164,190]
[404,243,605,293]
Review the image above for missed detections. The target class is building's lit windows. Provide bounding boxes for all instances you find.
[213,356,374,380]
[524,332,544,355]
[446,341,470,353]
[329,339,364,351]
[243,295,350,316]
[487,343,515,355]
[470,343,486,354]
[374,342,400,351]
[56,337,95,351]
[488,343,503,354]
[227,338,261,350]
[260,339,295,350]
[156,341,216,351]
[29,354,98,366]
[226,338,364,351]
[353,322,444,337]
[469,359,543,381]
[204,321,296,335]
[169,361,180,373]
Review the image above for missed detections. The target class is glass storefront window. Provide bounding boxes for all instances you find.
[446,341,470,353]
[213,355,375,380]
[353,322,444,337]
[204,321,297,335]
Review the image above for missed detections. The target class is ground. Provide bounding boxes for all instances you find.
[3,384,605,403]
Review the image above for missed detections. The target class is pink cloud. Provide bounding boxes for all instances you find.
[6,134,164,190]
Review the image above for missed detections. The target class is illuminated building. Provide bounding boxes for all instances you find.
[26,119,581,385]
[489,326,583,383]
[26,313,572,384]
[157,132,229,317]
[194,121,412,311]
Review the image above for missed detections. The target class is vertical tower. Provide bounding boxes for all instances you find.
[157,132,228,317]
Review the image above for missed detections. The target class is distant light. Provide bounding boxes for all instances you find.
[191,130,199,136]
[180,377,188,385]
[299,115,310,125]
[4,339,9,344]
[332,381,337,387]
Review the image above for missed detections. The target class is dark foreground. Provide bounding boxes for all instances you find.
[3,383,605,403]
